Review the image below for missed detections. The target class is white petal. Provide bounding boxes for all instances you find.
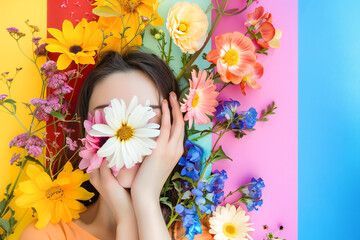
[124,140,141,165]
[97,137,117,157]
[131,138,152,155]
[126,96,138,119]
[133,128,160,138]
[120,142,133,169]
[104,106,120,130]
[90,124,115,137]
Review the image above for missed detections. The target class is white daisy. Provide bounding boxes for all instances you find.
[209,203,254,240]
[88,96,160,169]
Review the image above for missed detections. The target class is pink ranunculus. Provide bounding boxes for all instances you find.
[79,110,120,176]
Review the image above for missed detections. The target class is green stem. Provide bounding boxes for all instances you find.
[175,0,228,82]
[1,150,28,217]
[166,36,173,64]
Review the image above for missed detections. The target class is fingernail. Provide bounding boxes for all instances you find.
[171,92,177,100]
[163,99,167,105]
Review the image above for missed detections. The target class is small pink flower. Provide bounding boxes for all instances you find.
[9,133,45,158]
[79,110,120,176]
[40,60,57,77]
[66,137,78,151]
[180,70,219,128]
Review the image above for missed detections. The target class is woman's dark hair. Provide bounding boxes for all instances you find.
[75,48,185,223]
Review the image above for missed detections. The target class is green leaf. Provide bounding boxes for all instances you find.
[50,111,65,119]
[5,184,11,194]
[205,113,215,121]
[3,99,16,104]
[0,200,5,213]
[183,65,199,81]
[205,3,215,14]
[0,218,10,233]
[160,197,173,210]
[92,6,120,17]
[171,172,195,186]
[173,181,182,195]
[25,156,45,169]
[210,146,233,163]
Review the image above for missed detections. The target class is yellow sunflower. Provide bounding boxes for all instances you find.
[92,0,163,52]
[43,19,103,70]
[15,162,94,229]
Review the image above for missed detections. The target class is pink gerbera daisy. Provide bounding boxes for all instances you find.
[79,110,120,176]
[180,70,219,128]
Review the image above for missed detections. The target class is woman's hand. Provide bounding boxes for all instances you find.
[90,162,134,223]
[131,91,185,199]
[130,91,185,240]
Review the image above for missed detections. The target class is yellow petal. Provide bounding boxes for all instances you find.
[18,180,40,194]
[57,53,73,70]
[78,55,95,65]
[26,164,42,180]
[65,187,94,201]
[268,38,280,48]
[46,44,67,53]
[47,28,67,45]
[34,200,52,229]
[62,20,75,45]
[15,192,43,208]
[35,172,53,190]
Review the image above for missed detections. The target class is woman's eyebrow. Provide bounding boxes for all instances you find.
[93,104,160,110]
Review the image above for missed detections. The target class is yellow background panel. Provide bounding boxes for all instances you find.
[0,0,47,239]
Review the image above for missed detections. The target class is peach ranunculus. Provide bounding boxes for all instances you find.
[240,62,264,95]
[245,6,281,49]
[206,32,257,85]
[166,1,208,54]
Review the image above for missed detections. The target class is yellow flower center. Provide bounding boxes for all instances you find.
[116,124,134,142]
[222,49,239,66]
[121,0,142,13]
[45,186,64,201]
[69,45,83,54]
[243,75,250,82]
[178,23,188,32]
[223,223,238,238]
[192,92,200,108]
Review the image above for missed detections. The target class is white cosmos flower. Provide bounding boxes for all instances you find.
[209,204,254,240]
[88,96,160,169]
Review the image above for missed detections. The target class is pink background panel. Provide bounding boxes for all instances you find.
[211,0,298,239]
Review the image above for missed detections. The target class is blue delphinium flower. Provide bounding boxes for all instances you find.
[224,99,240,112]
[215,104,233,122]
[246,198,263,211]
[231,113,245,130]
[175,204,202,240]
[178,140,203,181]
[249,177,265,199]
[205,169,228,206]
[179,158,200,181]
[243,177,265,211]
[244,107,258,129]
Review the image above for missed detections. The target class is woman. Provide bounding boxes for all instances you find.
[20,49,186,240]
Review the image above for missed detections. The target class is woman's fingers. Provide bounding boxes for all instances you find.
[169,92,185,145]
[157,98,171,143]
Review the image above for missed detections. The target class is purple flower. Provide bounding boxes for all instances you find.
[25,135,45,157]
[34,43,47,56]
[0,94,7,102]
[10,153,21,165]
[32,37,41,46]
[40,60,57,77]
[6,27,19,34]
[6,27,25,40]
[66,137,78,151]
[9,133,28,148]
[47,73,67,89]
[9,133,45,158]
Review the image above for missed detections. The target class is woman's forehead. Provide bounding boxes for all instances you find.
[88,71,162,113]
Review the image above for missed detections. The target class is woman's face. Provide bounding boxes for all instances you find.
[88,70,162,188]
